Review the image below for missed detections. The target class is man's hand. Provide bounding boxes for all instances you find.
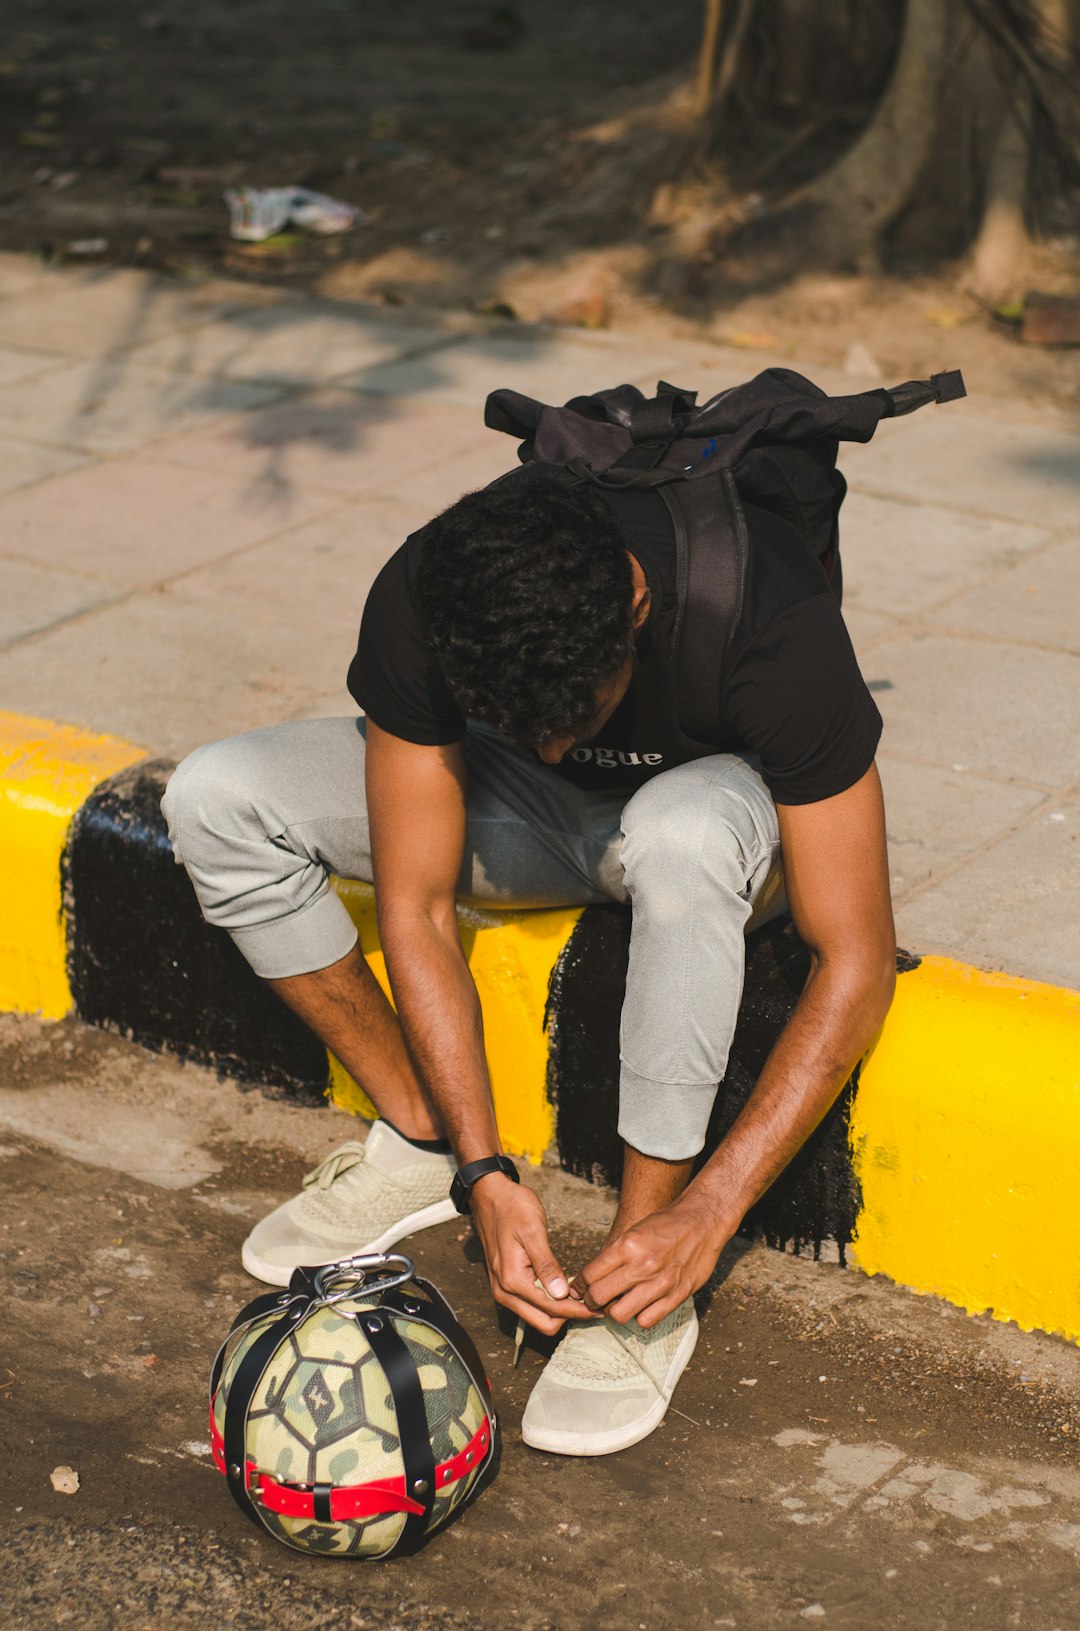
[574,1190,727,1330]
[469,1176,599,1335]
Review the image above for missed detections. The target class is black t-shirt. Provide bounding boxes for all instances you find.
[347,475,882,805]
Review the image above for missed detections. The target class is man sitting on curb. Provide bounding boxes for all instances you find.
[162,459,895,1457]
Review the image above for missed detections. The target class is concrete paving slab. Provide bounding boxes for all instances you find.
[928,533,1080,655]
[895,801,1080,989]
[0,261,288,323]
[872,631,1080,788]
[0,455,340,588]
[840,490,1055,618]
[368,431,540,513]
[0,593,353,758]
[0,359,281,455]
[0,344,72,387]
[877,756,1049,904]
[166,498,426,633]
[343,328,689,404]
[0,435,90,498]
[284,690,366,726]
[0,251,54,298]
[0,267,248,356]
[126,302,461,386]
[151,389,492,500]
[841,605,901,654]
[0,558,120,648]
[842,407,1080,529]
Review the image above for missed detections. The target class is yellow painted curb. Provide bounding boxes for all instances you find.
[329,879,581,1164]
[0,711,144,1018]
[852,956,1080,1344]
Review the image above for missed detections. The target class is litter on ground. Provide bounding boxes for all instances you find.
[224,186,361,243]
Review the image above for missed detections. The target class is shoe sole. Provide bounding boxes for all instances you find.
[520,1312,700,1457]
[240,1196,459,1287]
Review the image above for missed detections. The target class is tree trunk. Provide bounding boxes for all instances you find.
[770,0,816,107]
[712,0,757,117]
[968,86,1033,299]
[795,0,951,271]
[696,0,727,113]
[1038,0,1072,52]
[696,0,758,150]
[967,0,1073,300]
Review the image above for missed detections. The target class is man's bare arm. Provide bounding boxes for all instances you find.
[365,721,593,1333]
[578,762,896,1326]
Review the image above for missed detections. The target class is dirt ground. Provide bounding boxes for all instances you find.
[3,1012,1080,1631]
[3,0,1080,413]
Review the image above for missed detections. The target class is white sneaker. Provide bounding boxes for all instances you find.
[240,1121,457,1286]
[520,1297,699,1456]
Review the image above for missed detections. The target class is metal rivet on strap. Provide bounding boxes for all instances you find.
[229,1463,242,1478]
[465,1451,473,1464]
[412,1478,429,1495]
[403,1300,421,1315]
[365,1315,383,1333]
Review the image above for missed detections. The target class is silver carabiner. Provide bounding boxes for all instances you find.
[311,1252,415,1305]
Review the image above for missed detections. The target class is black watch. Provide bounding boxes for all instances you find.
[450,1154,520,1215]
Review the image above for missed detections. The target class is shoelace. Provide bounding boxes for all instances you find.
[547,1314,684,1388]
[302,1142,367,1192]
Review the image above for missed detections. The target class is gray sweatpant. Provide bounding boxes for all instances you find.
[161,717,784,1161]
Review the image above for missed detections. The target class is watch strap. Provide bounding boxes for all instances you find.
[451,1154,520,1214]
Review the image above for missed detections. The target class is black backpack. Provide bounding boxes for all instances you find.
[485,366,965,744]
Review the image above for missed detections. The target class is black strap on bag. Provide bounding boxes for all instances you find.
[361,1313,438,1558]
[209,1286,307,1416]
[220,1301,312,1531]
[224,1288,298,1339]
[628,381,698,445]
[383,1278,495,1420]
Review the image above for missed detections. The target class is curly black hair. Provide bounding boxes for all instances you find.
[414,466,635,748]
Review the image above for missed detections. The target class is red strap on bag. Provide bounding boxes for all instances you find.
[210,1402,491,1522]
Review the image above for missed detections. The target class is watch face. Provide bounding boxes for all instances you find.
[450,1173,470,1215]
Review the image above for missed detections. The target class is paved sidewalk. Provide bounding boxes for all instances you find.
[0,253,1077,990]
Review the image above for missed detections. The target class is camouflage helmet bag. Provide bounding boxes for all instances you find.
[209,1253,496,1559]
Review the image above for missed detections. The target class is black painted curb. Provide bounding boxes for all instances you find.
[545,907,885,1261]
[64,759,327,1102]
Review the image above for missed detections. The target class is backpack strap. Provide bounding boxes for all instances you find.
[887,369,966,414]
[565,455,679,488]
[661,472,749,743]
